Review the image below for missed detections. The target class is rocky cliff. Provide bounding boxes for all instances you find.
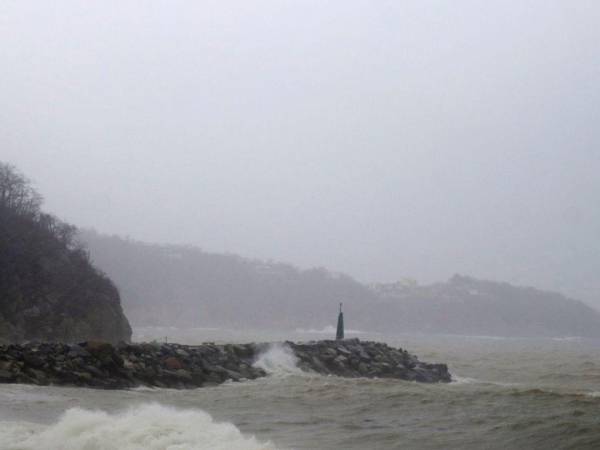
[0,162,132,343]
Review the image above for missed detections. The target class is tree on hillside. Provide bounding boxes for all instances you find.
[0,162,43,217]
[0,161,131,343]
[0,162,80,251]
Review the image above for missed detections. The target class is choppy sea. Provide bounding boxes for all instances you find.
[1,327,599,449]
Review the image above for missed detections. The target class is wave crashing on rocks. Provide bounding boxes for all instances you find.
[253,343,302,376]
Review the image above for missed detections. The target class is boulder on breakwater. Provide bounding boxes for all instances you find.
[0,339,451,389]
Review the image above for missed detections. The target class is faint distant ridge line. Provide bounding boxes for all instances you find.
[78,229,600,339]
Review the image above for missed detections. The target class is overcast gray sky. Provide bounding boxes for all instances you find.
[2,1,600,306]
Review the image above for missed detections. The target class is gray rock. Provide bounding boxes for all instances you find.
[68,345,90,358]
[175,369,192,381]
[23,354,44,368]
[310,356,329,373]
[0,369,14,382]
[0,339,451,389]
[358,348,371,361]
[26,368,48,385]
[75,371,93,382]
[321,348,338,361]
[358,362,369,374]
[337,346,352,356]
[224,369,243,381]
[333,355,348,367]
[84,365,106,378]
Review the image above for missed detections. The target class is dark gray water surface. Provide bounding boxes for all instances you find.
[1,330,599,449]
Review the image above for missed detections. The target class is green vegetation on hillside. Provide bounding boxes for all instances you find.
[0,163,131,343]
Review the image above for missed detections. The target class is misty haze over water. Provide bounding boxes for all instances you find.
[3,2,600,450]
[2,1,600,310]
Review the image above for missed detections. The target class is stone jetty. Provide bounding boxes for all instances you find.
[0,339,451,389]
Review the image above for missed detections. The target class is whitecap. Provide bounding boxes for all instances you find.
[0,403,280,450]
[294,325,371,335]
[450,375,521,388]
[551,336,583,342]
[450,375,480,385]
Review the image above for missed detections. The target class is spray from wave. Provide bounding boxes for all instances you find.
[0,403,279,450]
[253,343,302,376]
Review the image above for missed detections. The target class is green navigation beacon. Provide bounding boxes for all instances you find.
[336,302,344,340]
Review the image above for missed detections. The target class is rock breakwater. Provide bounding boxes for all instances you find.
[0,339,451,389]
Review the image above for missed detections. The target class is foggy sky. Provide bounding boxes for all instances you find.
[2,1,600,306]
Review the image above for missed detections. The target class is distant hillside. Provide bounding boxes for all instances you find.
[371,275,600,338]
[79,229,379,330]
[0,163,131,344]
[80,231,600,338]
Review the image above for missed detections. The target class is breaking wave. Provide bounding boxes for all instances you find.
[253,343,302,376]
[0,403,279,450]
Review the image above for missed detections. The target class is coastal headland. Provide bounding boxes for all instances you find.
[0,338,451,389]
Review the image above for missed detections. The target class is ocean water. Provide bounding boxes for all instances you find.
[1,329,600,450]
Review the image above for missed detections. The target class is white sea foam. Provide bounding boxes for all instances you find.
[0,403,279,450]
[551,336,583,342]
[294,325,370,335]
[451,375,480,385]
[450,375,521,388]
[253,343,302,376]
